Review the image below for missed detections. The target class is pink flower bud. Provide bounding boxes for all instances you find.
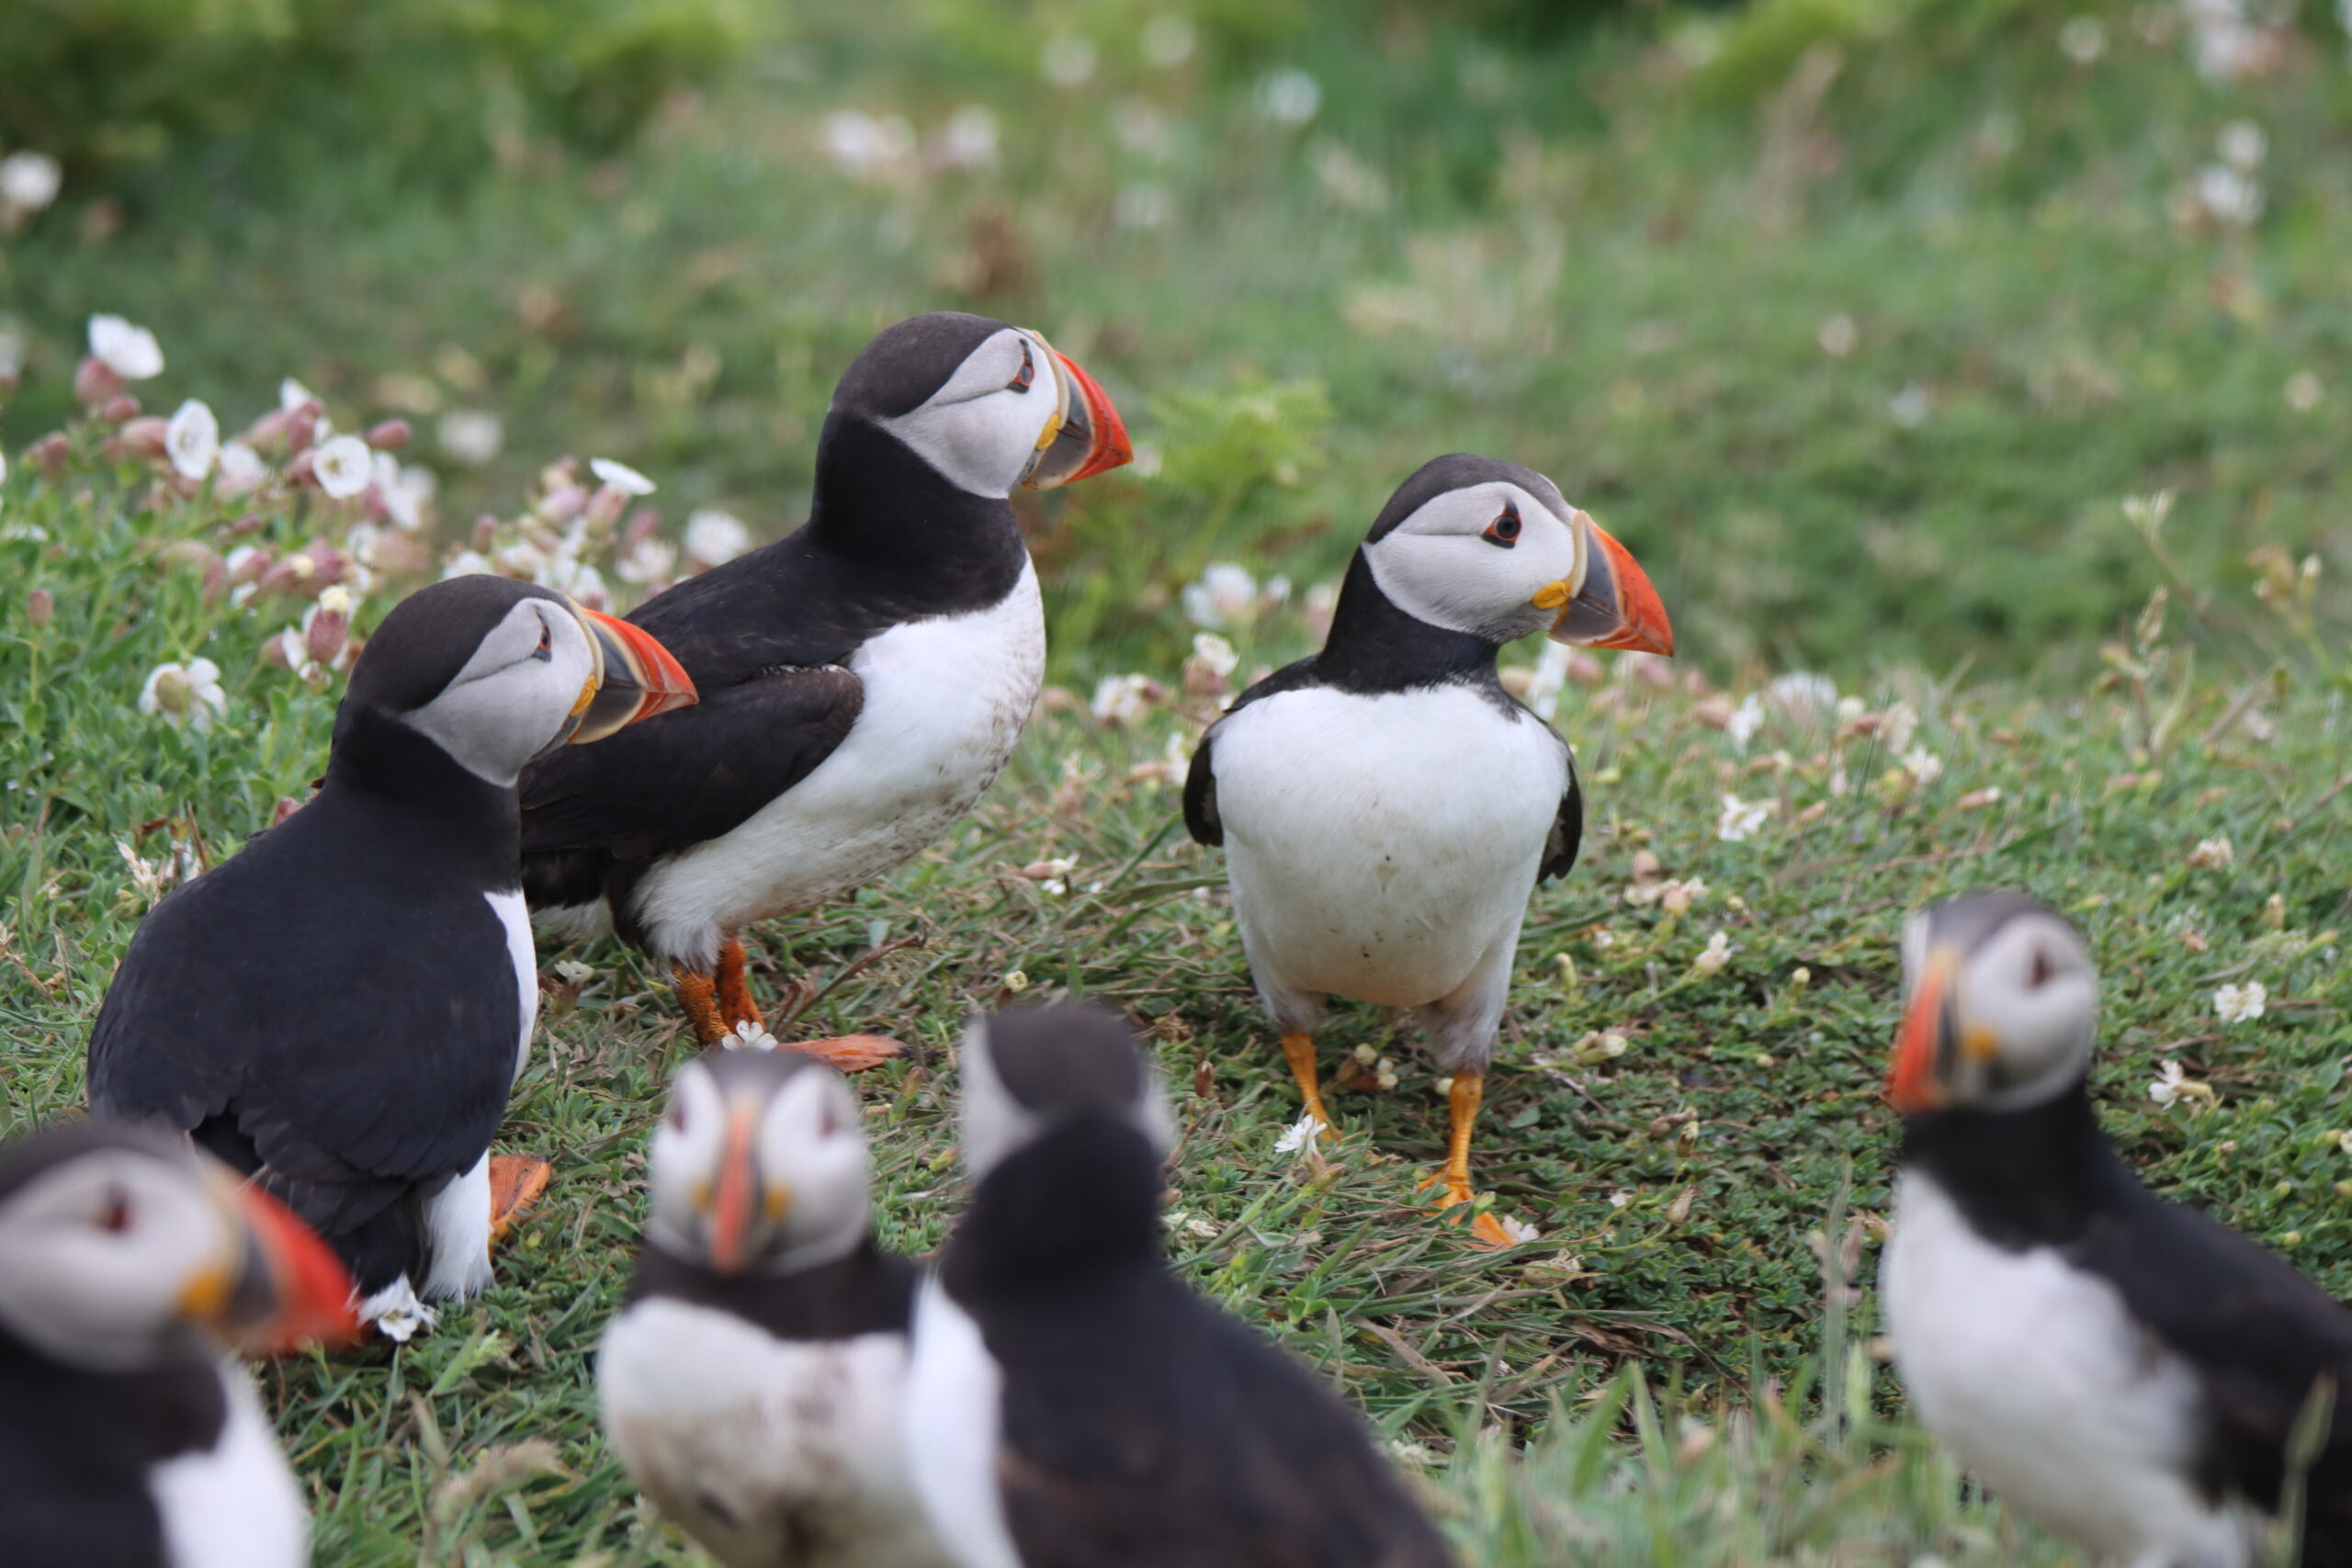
[119,416,170,462]
[1566,651,1607,687]
[585,483,628,531]
[284,449,319,489]
[74,355,124,409]
[307,605,351,668]
[243,408,291,454]
[282,412,317,456]
[366,418,412,451]
[471,514,498,549]
[272,795,305,825]
[224,547,272,586]
[622,507,662,548]
[200,554,229,604]
[259,632,296,671]
[27,589,53,628]
[537,484,588,525]
[226,513,268,537]
[100,394,141,425]
[28,432,69,480]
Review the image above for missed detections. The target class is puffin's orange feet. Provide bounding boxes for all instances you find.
[1415,1172,1521,1249]
[715,936,763,1033]
[783,1034,906,1073]
[486,1156,552,1245]
[673,964,728,1045]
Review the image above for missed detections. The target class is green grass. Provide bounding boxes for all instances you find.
[3,0,2351,1560]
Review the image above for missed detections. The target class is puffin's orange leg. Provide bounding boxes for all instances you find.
[1281,1032,1334,1136]
[485,1156,552,1246]
[1418,1071,1517,1247]
[714,936,763,1033]
[673,964,728,1045]
[782,1034,905,1073]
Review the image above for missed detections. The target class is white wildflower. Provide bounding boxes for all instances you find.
[365,1279,435,1342]
[2198,164,2264,227]
[278,377,320,412]
[1090,672,1155,728]
[552,959,595,985]
[2213,982,2267,1025]
[589,457,656,496]
[2218,119,2267,172]
[936,106,1000,169]
[616,536,678,586]
[2148,1059,2215,1108]
[725,1021,782,1051]
[2286,372,2324,412]
[87,315,164,380]
[442,549,495,580]
[1768,671,1838,716]
[0,151,62,213]
[1716,794,1770,843]
[1817,314,1859,356]
[1257,69,1322,125]
[1040,34,1098,86]
[436,409,503,467]
[137,659,227,731]
[1882,700,1920,753]
[1889,384,1932,428]
[1691,931,1734,976]
[1902,747,1944,785]
[1182,561,1262,630]
[312,434,373,501]
[1725,694,1765,752]
[1141,14,1197,68]
[1191,631,1238,679]
[374,454,435,532]
[1497,1215,1540,1246]
[684,508,754,568]
[1273,1112,1326,1156]
[216,440,268,498]
[822,110,917,177]
[2188,836,2234,870]
[163,400,220,480]
[2058,15,2108,62]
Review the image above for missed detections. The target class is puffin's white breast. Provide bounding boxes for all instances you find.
[632,563,1045,966]
[150,1362,308,1568]
[1883,1172,2261,1567]
[901,1276,1023,1568]
[1210,682,1565,1008]
[601,1297,952,1568]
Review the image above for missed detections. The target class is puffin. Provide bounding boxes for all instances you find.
[0,1118,359,1568]
[88,574,695,1335]
[1883,891,2352,1567]
[1182,454,1671,1245]
[599,1046,949,1568]
[518,310,1131,1062]
[903,1001,1456,1568]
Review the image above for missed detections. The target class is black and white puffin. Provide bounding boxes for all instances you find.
[1883,892,2352,1567]
[88,575,695,1335]
[1182,455,1671,1246]
[0,1119,359,1568]
[518,311,1131,1061]
[903,1001,1455,1568]
[599,1047,948,1568]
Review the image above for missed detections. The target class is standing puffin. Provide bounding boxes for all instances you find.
[904,1002,1455,1568]
[1883,892,2352,1567]
[88,575,695,1335]
[519,311,1131,1060]
[599,1047,948,1568]
[0,1119,359,1568]
[1182,455,1671,1245]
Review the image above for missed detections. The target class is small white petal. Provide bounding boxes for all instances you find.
[164,400,220,480]
[589,457,657,496]
[87,314,164,379]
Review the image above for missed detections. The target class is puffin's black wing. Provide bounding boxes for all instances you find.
[995,1270,1453,1568]
[87,796,521,1241]
[1539,759,1583,883]
[1182,657,1325,850]
[519,664,864,867]
[2074,1177,2352,1551]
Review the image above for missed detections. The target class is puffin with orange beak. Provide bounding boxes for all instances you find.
[0,1120,360,1568]
[520,311,1132,1063]
[599,1048,948,1568]
[1883,892,2352,1568]
[1183,454,1671,1246]
[89,575,695,1339]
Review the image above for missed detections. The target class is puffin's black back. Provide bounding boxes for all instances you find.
[87,587,545,1292]
[0,1122,232,1568]
[1908,1088,2352,1561]
[943,1113,1453,1567]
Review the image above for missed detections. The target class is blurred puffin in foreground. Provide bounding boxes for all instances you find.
[905,1002,1454,1568]
[1883,892,2352,1567]
[1183,455,1670,1245]
[600,1047,949,1568]
[0,1120,359,1568]
[89,575,695,1337]
[519,311,1131,1063]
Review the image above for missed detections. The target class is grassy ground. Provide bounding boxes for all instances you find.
[2,0,2350,1562]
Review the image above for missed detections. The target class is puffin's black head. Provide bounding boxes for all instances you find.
[337,575,696,785]
[957,1002,1173,1182]
[829,310,1132,498]
[1353,453,1672,654]
[645,1048,871,1276]
[0,1120,358,1371]
[1890,892,2099,1115]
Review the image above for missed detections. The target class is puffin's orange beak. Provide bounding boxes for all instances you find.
[1545,517,1674,656]
[183,1167,361,1356]
[1023,338,1133,490]
[571,607,698,743]
[1888,947,1960,1114]
[706,1103,761,1276]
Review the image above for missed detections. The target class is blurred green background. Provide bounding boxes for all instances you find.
[2,0,2347,681]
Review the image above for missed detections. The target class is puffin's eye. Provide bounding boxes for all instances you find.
[96,1188,132,1234]
[1482,503,1521,547]
[1008,342,1035,393]
[2027,949,2055,989]
[667,1100,688,1134]
[531,623,554,662]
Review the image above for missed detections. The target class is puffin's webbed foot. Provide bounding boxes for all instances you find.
[782,1034,905,1073]
[1281,1032,1336,1136]
[1414,1070,1522,1249]
[487,1156,552,1244]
